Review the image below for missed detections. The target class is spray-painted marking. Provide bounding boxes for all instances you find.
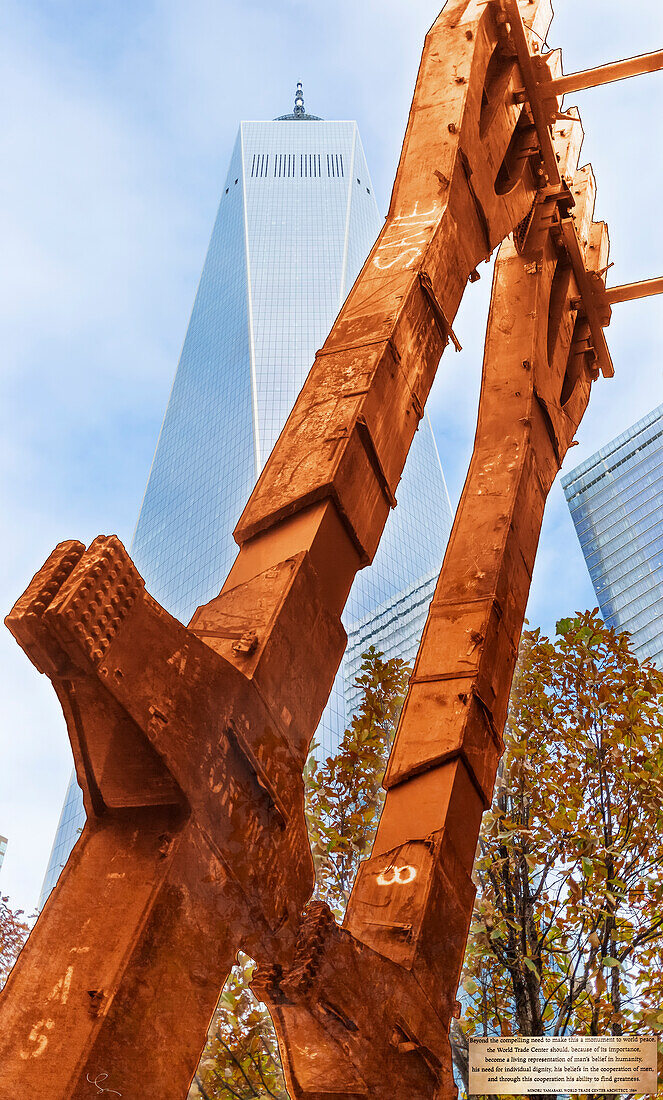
[393,202,439,221]
[18,964,75,1058]
[295,1045,320,1060]
[166,647,188,674]
[376,865,417,885]
[19,1018,55,1059]
[374,247,424,271]
[47,965,73,1005]
[379,230,431,250]
[373,204,440,271]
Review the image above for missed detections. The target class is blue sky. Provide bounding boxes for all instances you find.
[1,0,661,915]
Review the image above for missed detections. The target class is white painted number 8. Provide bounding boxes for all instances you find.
[376,864,417,886]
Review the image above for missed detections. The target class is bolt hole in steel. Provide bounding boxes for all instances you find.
[480,44,517,138]
[494,110,536,194]
[546,259,586,406]
[561,315,593,406]
[547,260,574,367]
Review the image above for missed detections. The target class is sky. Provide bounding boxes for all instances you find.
[1,0,662,916]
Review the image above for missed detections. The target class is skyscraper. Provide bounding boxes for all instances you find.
[562,402,663,665]
[0,835,7,873]
[39,88,452,905]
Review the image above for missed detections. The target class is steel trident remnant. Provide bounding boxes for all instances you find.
[1,0,662,1096]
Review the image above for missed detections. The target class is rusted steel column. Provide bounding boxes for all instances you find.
[1,529,346,1098]
[234,0,554,566]
[0,2,554,1095]
[262,148,611,1098]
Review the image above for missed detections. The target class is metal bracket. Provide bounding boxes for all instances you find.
[418,271,462,352]
[502,0,561,186]
[559,216,614,378]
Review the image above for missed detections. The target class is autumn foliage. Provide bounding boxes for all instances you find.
[190,615,663,1099]
[191,953,288,1100]
[454,612,663,1095]
[0,896,30,991]
[304,646,410,917]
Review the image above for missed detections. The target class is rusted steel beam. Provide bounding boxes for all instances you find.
[235,0,555,559]
[262,118,612,1099]
[605,276,663,304]
[549,49,663,97]
[0,1,559,1096]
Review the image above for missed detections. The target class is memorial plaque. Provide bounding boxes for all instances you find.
[470,1035,658,1095]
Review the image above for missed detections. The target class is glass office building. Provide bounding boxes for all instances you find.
[562,402,663,666]
[39,88,452,905]
[0,835,6,873]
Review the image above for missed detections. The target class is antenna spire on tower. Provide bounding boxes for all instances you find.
[294,81,305,117]
[274,81,322,120]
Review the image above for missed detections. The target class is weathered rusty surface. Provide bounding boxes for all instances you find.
[0,0,614,1095]
[234,0,553,563]
[261,126,611,1098]
[253,899,458,1100]
[1,521,353,1097]
[2,537,314,1091]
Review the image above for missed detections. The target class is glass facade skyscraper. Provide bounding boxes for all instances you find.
[562,402,663,665]
[39,90,452,906]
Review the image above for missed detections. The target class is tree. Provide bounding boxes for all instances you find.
[454,611,663,1096]
[305,646,411,916]
[190,954,288,1100]
[0,895,30,991]
[190,646,410,1098]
